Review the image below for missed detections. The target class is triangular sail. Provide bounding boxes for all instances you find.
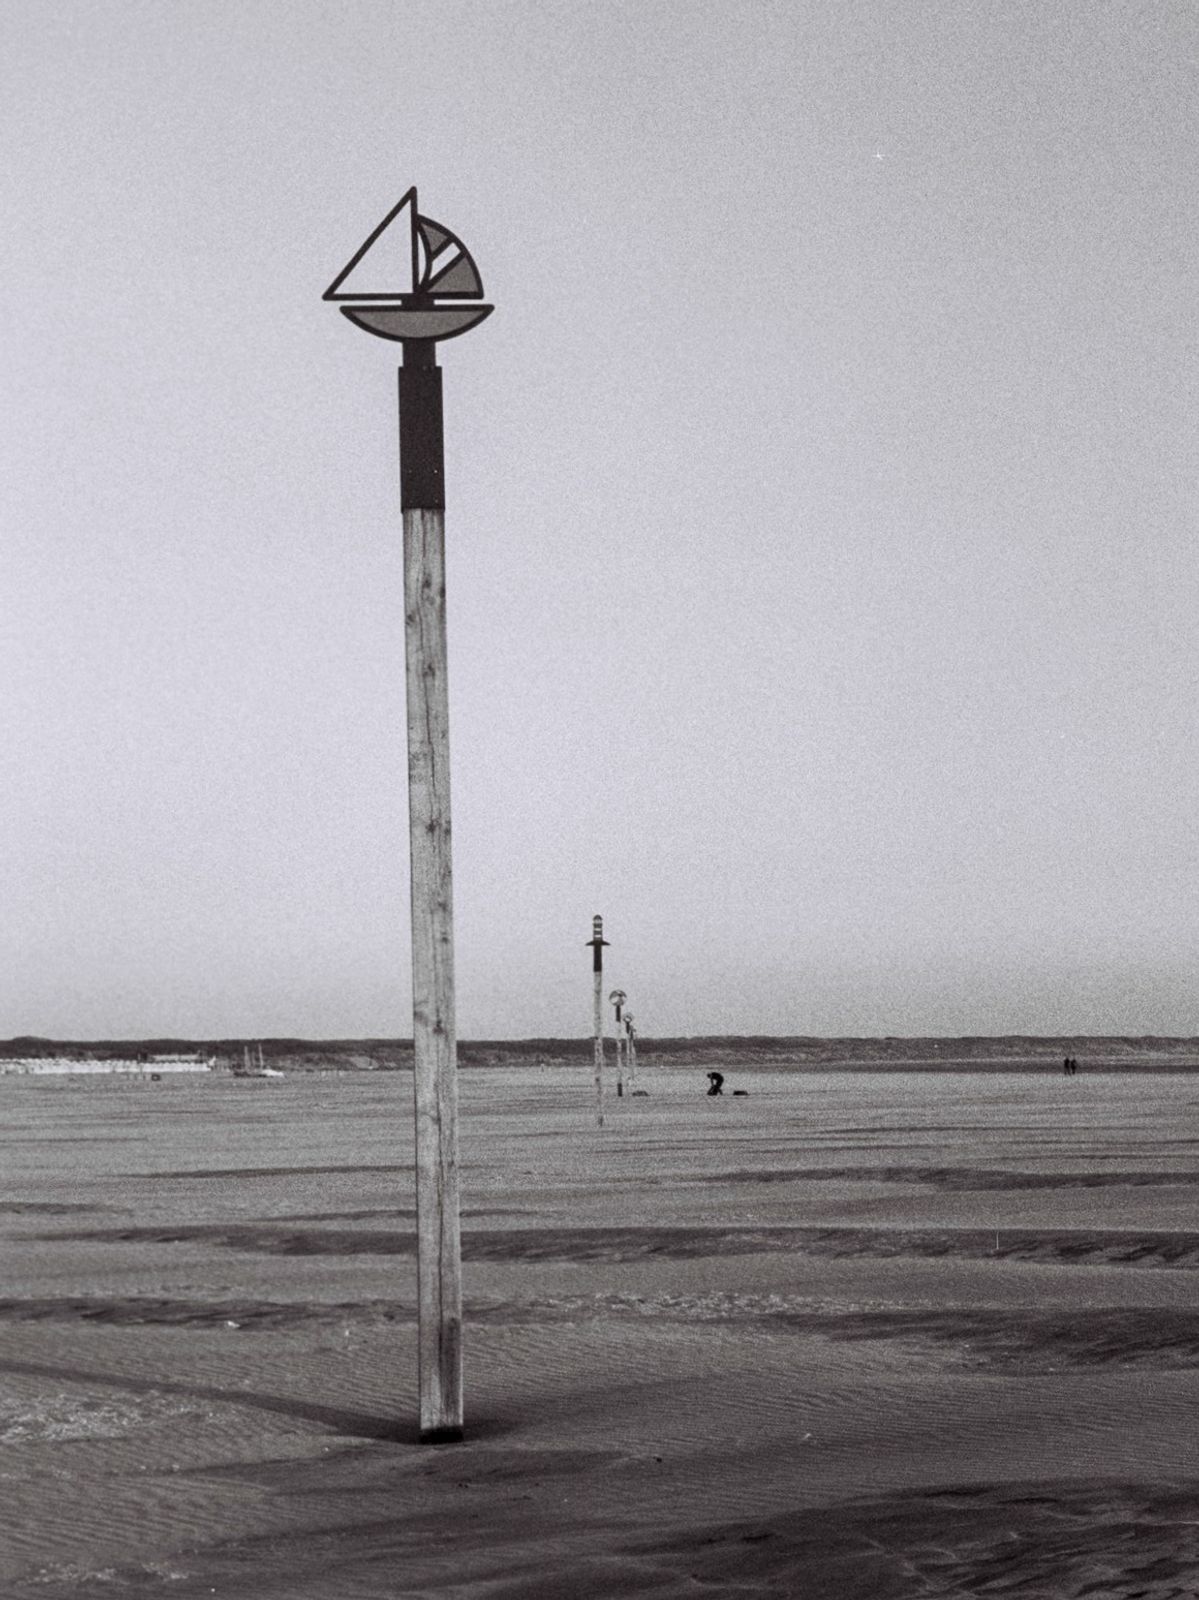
[418,218,453,259]
[324,190,419,301]
[425,250,483,297]
[418,215,485,298]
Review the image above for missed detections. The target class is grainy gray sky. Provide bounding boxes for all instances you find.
[2,0,1196,1038]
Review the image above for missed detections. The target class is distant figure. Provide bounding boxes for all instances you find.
[706,1071,724,1096]
[1063,1056,1071,1077]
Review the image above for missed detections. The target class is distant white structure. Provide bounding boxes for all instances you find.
[1,1053,215,1076]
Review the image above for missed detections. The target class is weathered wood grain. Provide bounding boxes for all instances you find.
[403,504,463,1441]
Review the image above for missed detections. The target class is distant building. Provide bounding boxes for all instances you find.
[1,1053,215,1076]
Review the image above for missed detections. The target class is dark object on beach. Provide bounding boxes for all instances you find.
[631,1089,650,1097]
[732,1089,749,1096]
[707,1072,724,1096]
[150,1074,161,1083]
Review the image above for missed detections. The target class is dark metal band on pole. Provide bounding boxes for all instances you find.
[400,339,463,1442]
[399,342,446,511]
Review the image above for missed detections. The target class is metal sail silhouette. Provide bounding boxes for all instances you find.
[323,187,493,343]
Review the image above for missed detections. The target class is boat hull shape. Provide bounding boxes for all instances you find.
[340,304,493,343]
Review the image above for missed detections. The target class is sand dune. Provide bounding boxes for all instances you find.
[3,1065,1199,1597]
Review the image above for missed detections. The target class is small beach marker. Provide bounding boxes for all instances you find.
[609,989,627,1097]
[587,916,609,1125]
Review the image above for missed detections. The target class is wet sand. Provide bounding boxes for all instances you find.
[2,1066,1198,1597]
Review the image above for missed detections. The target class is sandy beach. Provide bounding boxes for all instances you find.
[3,1063,1198,1597]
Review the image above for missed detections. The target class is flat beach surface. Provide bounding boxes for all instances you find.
[3,1065,1198,1597]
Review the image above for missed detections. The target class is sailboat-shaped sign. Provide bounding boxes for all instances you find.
[324,188,493,344]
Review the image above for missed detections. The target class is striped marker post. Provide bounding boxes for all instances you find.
[586,916,609,1126]
[609,990,627,1097]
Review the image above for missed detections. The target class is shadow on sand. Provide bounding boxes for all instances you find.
[0,1355,516,1446]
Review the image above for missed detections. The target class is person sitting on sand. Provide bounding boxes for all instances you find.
[707,1071,724,1096]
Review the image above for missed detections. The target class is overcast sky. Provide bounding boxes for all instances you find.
[2,0,1196,1038]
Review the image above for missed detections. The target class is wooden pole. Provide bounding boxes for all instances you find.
[325,189,492,1446]
[627,1018,637,1087]
[594,965,604,1124]
[587,916,608,1126]
[610,990,626,1098]
[401,344,463,1443]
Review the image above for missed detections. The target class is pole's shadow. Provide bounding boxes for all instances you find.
[0,1355,434,1444]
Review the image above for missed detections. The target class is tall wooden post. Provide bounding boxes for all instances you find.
[324,183,493,1445]
[587,916,609,1126]
[401,342,463,1443]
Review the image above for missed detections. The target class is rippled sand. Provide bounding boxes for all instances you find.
[2,1065,1199,1597]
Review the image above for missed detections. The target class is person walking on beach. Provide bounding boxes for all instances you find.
[707,1071,724,1096]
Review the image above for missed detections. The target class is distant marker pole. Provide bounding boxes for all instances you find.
[587,916,609,1125]
[626,1014,637,1088]
[325,185,493,1444]
[609,990,627,1097]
